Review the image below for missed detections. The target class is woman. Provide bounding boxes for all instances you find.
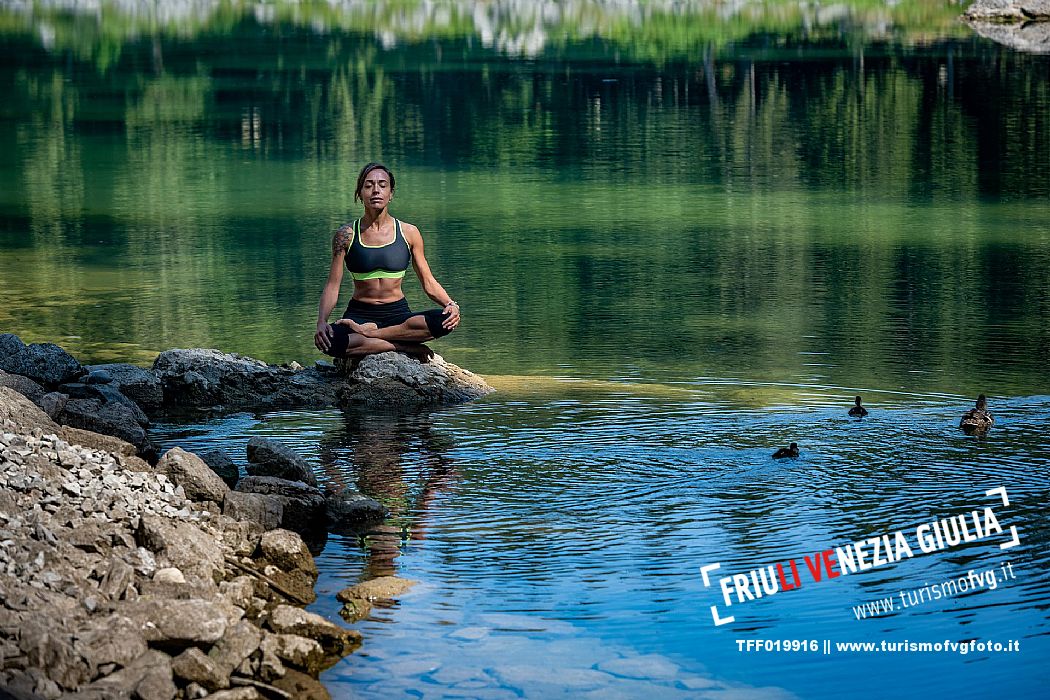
[314,162,460,359]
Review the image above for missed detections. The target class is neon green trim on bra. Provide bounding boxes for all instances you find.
[351,269,407,280]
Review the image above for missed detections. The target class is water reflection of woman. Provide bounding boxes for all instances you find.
[313,162,461,359]
[319,412,456,578]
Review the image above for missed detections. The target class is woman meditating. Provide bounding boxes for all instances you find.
[314,163,460,359]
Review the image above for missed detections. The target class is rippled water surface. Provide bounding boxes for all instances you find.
[151,385,1050,699]
[4,0,1050,697]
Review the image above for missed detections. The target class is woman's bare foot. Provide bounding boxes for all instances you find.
[336,319,379,337]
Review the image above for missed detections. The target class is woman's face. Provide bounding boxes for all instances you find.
[360,169,393,209]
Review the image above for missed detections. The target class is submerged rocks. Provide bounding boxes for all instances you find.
[246,437,318,486]
[336,576,417,622]
[337,351,494,409]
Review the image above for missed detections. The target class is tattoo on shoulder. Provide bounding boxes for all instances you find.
[332,225,353,255]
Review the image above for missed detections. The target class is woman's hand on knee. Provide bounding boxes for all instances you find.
[441,303,460,331]
[314,321,333,352]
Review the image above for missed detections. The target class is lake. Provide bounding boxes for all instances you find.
[1,1,1049,698]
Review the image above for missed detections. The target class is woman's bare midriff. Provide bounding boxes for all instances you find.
[352,277,407,304]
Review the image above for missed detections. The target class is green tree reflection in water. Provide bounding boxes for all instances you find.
[0,1,1048,397]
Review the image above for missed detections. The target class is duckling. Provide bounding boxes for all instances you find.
[848,396,868,417]
[960,394,994,434]
[772,442,799,460]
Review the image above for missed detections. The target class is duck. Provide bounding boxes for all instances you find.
[960,394,993,434]
[848,396,868,417]
[772,442,799,460]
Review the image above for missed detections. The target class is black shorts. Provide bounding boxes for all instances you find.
[323,297,451,357]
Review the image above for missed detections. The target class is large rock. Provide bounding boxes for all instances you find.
[126,599,228,646]
[324,484,387,530]
[0,386,60,433]
[259,633,326,675]
[966,17,1050,53]
[77,649,177,700]
[84,363,164,410]
[151,349,339,410]
[56,425,138,458]
[258,530,317,579]
[266,606,361,658]
[171,648,228,691]
[223,491,283,531]
[246,437,317,486]
[73,615,148,673]
[59,398,151,456]
[208,620,263,678]
[964,0,1050,20]
[235,477,324,535]
[58,382,150,426]
[337,352,494,409]
[336,576,417,603]
[0,338,83,388]
[198,448,239,487]
[0,332,25,361]
[156,447,229,504]
[0,369,46,403]
[136,514,226,584]
[151,347,489,412]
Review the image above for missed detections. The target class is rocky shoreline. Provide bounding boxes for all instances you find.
[964,0,1050,53]
[1,387,352,698]
[0,334,492,698]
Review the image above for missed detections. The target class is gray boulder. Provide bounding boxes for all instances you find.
[324,485,387,530]
[0,332,25,361]
[235,477,325,535]
[258,530,318,578]
[73,649,177,700]
[85,362,164,410]
[150,347,490,413]
[0,369,46,403]
[73,615,148,672]
[35,392,68,421]
[155,447,229,504]
[152,349,330,410]
[58,382,150,426]
[136,514,226,584]
[126,599,229,646]
[266,605,361,657]
[966,17,1050,53]
[964,0,1050,20]
[59,399,152,456]
[223,491,283,531]
[337,351,494,409]
[0,385,60,433]
[0,339,83,388]
[246,437,317,486]
[198,448,240,487]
